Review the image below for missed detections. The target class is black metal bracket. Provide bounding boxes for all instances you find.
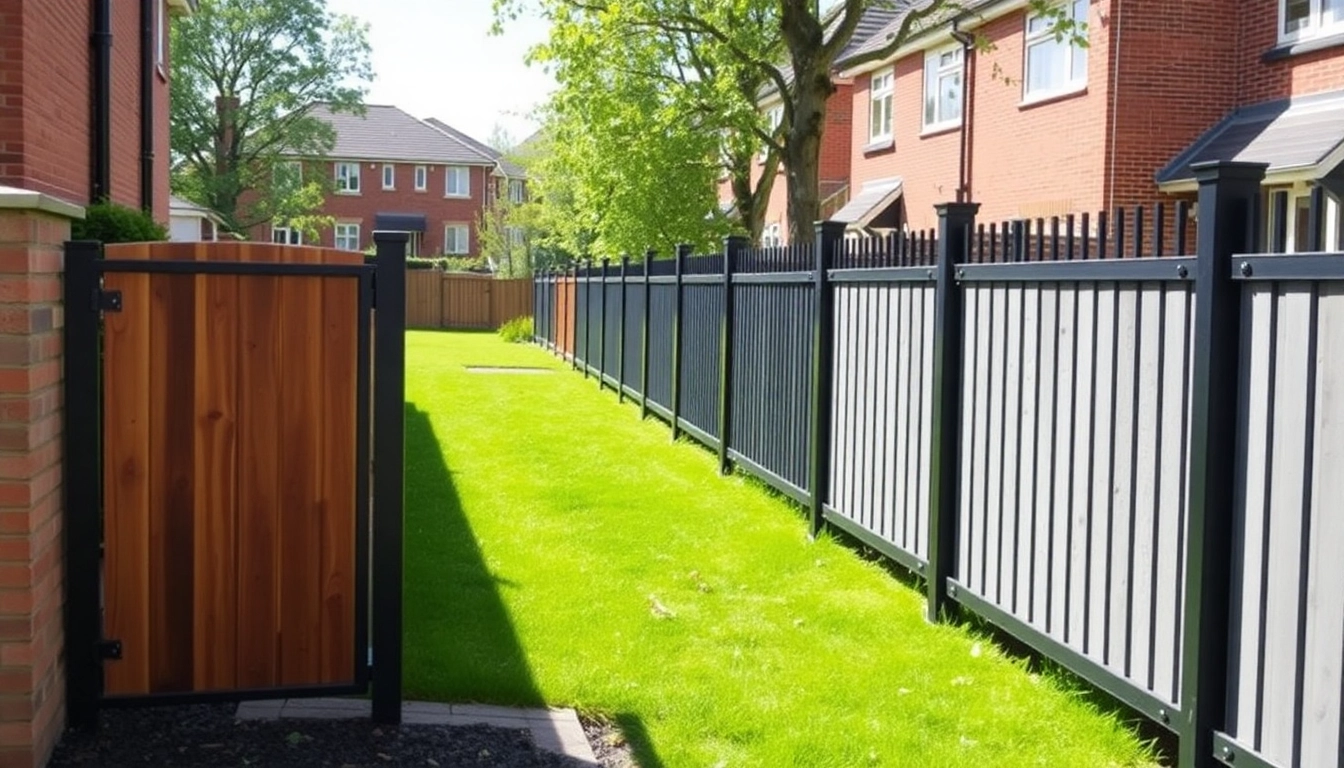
[99,640,122,660]
[96,289,122,313]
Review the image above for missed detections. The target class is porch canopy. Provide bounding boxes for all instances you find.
[1157,88,1344,195]
[830,177,904,230]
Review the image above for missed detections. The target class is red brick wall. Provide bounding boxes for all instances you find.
[0,0,169,222]
[1105,0,1241,208]
[852,2,1114,230]
[1237,0,1344,103]
[268,161,494,255]
[819,82,854,186]
[0,204,69,768]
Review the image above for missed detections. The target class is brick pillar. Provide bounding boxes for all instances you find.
[0,188,80,768]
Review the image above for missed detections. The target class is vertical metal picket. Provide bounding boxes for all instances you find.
[618,256,628,402]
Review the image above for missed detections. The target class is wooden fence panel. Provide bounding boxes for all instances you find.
[406,271,443,328]
[489,278,533,327]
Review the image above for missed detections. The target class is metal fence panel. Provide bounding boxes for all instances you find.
[1226,281,1344,768]
[574,277,589,367]
[957,280,1192,708]
[828,281,935,560]
[603,281,622,378]
[678,283,723,441]
[623,280,645,396]
[646,284,675,411]
[730,281,813,494]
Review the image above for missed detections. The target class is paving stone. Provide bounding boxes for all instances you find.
[450,703,536,720]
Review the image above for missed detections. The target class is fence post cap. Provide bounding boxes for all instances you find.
[934,201,981,217]
[1189,161,1268,183]
[813,220,847,238]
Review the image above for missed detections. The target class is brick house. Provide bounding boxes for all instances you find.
[0,1,193,765]
[262,104,526,258]
[831,0,1344,249]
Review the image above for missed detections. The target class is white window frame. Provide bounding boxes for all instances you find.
[445,166,471,198]
[869,68,894,144]
[443,224,470,255]
[415,165,428,191]
[382,164,395,190]
[334,222,360,251]
[923,45,964,132]
[760,104,784,161]
[156,0,166,71]
[1279,0,1344,43]
[335,162,361,194]
[761,222,783,248]
[508,179,525,203]
[271,224,302,245]
[505,225,525,249]
[1022,0,1090,104]
[1269,186,1342,253]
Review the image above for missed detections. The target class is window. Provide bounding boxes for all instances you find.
[382,164,395,190]
[415,165,428,191]
[444,224,470,254]
[335,223,360,251]
[1281,0,1344,41]
[761,222,782,248]
[445,166,470,197]
[271,225,302,245]
[1023,0,1089,102]
[508,179,525,203]
[869,68,894,143]
[761,105,784,160]
[1269,188,1342,252]
[924,46,964,130]
[506,226,525,249]
[335,162,360,194]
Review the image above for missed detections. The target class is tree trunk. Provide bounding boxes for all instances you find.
[785,70,830,245]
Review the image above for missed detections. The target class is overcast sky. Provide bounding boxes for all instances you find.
[323,0,556,148]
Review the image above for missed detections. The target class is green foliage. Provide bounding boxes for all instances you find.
[496,315,534,343]
[72,202,169,243]
[406,257,443,271]
[403,330,1161,767]
[169,0,373,234]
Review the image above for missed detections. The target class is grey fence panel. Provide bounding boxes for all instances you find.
[645,284,675,411]
[622,280,644,395]
[602,282,622,377]
[730,281,814,494]
[574,276,590,367]
[1225,281,1344,768]
[828,281,935,560]
[956,280,1193,708]
[678,283,723,442]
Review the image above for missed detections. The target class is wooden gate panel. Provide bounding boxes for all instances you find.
[320,270,358,683]
[101,269,152,696]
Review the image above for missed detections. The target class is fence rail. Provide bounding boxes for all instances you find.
[533,162,1344,768]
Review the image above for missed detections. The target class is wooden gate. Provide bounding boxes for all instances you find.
[63,238,407,724]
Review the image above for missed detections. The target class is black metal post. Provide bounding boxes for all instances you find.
[582,259,593,378]
[1178,161,1265,768]
[63,240,103,730]
[618,255,629,403]
[670,244,690,441]
[372,231,408,725]
[570,264,580,370]
[718,236,748,474]
[640,250,654,420]
[808,222,845,536]
[927,201,979,622]
[1011,219,1027,263]
[598,257,609,388]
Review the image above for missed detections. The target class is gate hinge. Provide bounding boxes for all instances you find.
[94,289,123,313]
[98,640,122,660]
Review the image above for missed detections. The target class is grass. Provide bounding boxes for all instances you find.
[403,330,1161,768]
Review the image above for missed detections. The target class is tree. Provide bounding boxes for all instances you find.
[169,0,373,235]
[500,0,1083,245]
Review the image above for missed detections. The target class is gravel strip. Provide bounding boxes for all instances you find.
[48,703,580,767]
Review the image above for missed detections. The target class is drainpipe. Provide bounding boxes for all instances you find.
[140,0,155,213]
[950,20,976,204]
[91,0,112,203]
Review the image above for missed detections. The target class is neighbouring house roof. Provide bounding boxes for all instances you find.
[169,195,224,224]
[424,118,528,179]
[1157,89,1344,187]
[297,104,498,166]
[831,177,904,229]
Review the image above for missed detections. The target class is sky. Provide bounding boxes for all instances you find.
[322,0,556,149]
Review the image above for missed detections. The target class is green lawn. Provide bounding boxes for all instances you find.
[403,330,1159,768]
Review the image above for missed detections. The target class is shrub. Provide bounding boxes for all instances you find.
[72,201,169,243]
[406,257,442,270]
[498,315,534,344]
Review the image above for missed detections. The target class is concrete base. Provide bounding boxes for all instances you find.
[235,698,599,766]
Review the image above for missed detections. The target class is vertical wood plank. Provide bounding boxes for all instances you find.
[320,274,359,684]
[148,271,196,693]
[1050,287,1077,640]
[277,246,325,686]
[101,271,152,696]
[235,244,283,689]
[192,259,240,691]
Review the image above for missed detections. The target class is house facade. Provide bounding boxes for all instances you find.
[0,3,192,766]
[832,0,1344,249]
[263,104,526,258]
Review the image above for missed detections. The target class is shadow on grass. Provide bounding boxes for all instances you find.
[403,403,665,767]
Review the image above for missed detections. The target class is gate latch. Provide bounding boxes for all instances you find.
[95,289,122,313]
[98,640,122,660]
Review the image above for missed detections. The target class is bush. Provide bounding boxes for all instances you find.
[406,257,442,270]
[498,315,534,344]
[72,201,169,243]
